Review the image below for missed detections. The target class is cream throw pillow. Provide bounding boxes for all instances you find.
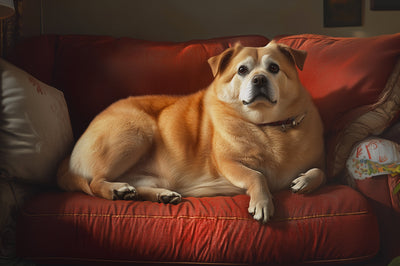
[0,59,73,184]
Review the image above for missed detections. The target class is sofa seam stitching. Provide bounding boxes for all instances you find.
[21,210,370,222]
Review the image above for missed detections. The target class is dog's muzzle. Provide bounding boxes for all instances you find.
[242,74,277,105]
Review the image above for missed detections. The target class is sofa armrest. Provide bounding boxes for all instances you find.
[346,137,400,212]
[353,175,400,261]
[354,175,400,213]
[0,179,39,258]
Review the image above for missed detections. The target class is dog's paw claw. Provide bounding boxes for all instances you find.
[248,199,274,224]
[291,179,306,193]
[113,185,137,200]
[158,192,182,204]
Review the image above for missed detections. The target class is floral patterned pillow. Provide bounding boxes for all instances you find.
[347,138,400,180]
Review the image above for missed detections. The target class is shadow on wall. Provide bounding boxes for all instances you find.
[21,0,400,41]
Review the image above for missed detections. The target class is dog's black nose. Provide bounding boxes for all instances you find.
[252,75,268,87]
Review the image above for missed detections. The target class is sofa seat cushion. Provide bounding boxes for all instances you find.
[17,185,378,265]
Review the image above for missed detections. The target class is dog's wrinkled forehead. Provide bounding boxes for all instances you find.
[234,53,277,69]
[237,46,279,64]
[208,42,306,77]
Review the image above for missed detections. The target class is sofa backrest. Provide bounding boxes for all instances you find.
[8,35,269,138]
[277,34,400,177]
[8,33,400,178]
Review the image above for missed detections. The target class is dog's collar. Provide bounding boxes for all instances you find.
[258,113,307,132]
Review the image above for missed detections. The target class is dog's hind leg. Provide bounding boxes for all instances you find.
[71,108,157,200]
[89,179,137,200]
[87,129,154,200]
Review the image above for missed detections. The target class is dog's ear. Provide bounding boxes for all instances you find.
[276,43,307,71]
[208,43,243,77]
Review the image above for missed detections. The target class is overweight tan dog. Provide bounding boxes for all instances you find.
[57,41,326,223]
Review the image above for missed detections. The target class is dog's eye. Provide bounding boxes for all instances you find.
[268,63,280,74]
[238,65,249,75]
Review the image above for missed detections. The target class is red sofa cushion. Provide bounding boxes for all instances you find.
[17,185,378,265]
[276,33,400,133]
[10,34,400,180]
[277,34,400,178]
[50,35,269,138]
[8,34,384,265]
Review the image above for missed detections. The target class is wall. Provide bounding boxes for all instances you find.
[22,0,400,41]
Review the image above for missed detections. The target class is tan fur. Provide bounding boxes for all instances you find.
[57,42,325,223]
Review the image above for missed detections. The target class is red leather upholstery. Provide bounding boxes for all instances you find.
[356,175,400,260]
[276,34,400,134]
[9,34,385,264]
[17,186,378,265]
[277,34,400,179]
[10,35,268,138]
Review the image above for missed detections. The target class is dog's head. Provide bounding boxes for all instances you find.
[208,41,308,125]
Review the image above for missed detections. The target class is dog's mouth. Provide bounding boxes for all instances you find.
[242,92,277,106]
[239,74,278,106]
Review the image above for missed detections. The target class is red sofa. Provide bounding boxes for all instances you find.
[2,33,400,265]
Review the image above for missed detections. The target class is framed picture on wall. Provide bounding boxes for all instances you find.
[324,0,363,27]
[370,0,400,10]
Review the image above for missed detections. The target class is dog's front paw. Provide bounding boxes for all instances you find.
[158,191,182,204]
[248,197,274,223]
[113,184,137,200]
[291,168,325,194]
